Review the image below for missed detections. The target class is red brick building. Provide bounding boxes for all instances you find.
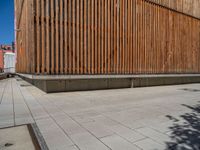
[0,50,3,72]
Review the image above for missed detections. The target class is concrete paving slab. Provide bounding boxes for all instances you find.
[0,125,36,150]
[109,124,146,143]
[36,118,74,149]
[70,132,110,150]
[100,134,140,150]
[82,121,114,138]
[91,115,119,127]
[135,127,171,145]
[1,78,200,150]
[134,138,166,150]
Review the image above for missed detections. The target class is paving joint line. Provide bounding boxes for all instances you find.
[25,89,81,150]
[11,79,16,126]
[47,94,143,150]
[0,79,8,104]
[34,93,112,150]
[16,79,36,124]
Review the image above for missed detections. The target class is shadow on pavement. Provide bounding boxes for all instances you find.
[165,103,200,150]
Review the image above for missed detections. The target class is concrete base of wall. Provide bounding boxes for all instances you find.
[18,74,200,93]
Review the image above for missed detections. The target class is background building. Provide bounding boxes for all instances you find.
[0,44,15,73]
[0,43,15,53]
[0,50,3,72]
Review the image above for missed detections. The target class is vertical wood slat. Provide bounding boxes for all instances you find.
[36,0,40,74]
[64,0,68,73]
[55,0,59,74]
[94,0,98,73]
[104,0,108,73]
[46,0,50,74]
[101,0,104,73]
[41,0,45,73]
[76,0,80,74]
[98,0,101,74]
[16,0,200,75]
[107,0,111,73]
[84,0,87,74]
[50,0,55,74]
[68,0,72,74]
[88,0,91,74]
[26,0,35,74]
[120,0,124,73]
[25,0,28,73]
[91,0,94,74]
[72,0,76,73]
[80,0,83,74]
[60,0,64,74]
[113,0,117,73]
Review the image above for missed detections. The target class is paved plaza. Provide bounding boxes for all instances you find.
[0,78,200,150]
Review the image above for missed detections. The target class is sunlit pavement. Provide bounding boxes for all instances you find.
[0,78,200,150]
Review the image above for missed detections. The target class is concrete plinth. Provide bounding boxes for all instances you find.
[18,74,200,93]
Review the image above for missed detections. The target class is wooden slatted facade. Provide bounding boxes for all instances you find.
[148,0,200,19]
[15,0,200,75]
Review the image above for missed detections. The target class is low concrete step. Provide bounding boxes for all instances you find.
[18,74,200,93]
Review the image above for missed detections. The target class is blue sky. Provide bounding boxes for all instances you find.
[0,0,14,45]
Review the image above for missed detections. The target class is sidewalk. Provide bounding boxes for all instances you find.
[0,78,200,150]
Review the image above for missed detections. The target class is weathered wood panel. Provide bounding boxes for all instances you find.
[15,0,200,75]
[147,0,200,19]
[15,0,35,74]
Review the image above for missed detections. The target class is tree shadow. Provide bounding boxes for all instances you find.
[165,103,200,150]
